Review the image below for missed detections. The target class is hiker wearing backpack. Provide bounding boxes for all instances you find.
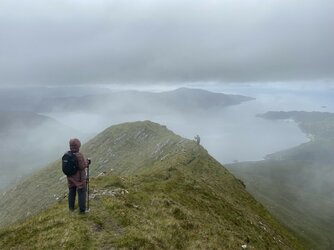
[62,138,89,214]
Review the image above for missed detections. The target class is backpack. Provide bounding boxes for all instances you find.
[62,151,78,176]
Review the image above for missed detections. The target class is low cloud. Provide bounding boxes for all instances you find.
[0,0,334,86]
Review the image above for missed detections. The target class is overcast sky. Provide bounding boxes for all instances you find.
[0,0,333,86]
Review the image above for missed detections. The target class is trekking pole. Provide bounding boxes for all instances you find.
[87,158,91,212]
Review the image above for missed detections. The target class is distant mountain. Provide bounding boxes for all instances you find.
[228,111,334,249]
[0,87,254,114]
[37,87,254,113]
[156,87,255,112]
[0,86,113,112]
[0,121,304,249]
[0,111,83,189]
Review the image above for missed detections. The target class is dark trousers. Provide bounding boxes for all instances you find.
[68,186,86,213]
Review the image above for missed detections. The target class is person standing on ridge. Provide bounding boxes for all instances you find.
[64,138,89,214]
[194,135,200,145]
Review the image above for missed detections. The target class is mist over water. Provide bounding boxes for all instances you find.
[191,83,334,163]
[43,83,329,164]
[1,83,331,190]
[169,101,308,163]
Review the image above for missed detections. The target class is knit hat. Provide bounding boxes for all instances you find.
[69,138,81,152]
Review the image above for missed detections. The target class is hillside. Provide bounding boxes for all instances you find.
[228,111,334,249]
[37,87,254,113]
[0,87,253,115]
[0,86,113,112]
[0,121,304,249]
[0,111,82,190]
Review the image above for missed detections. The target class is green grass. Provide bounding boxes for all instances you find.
[229,111,334,249]
[0,152,304,249]
[0,121,305,249]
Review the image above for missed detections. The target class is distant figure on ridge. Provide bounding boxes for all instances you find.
[62,138,89,214]
[194,135,200,145]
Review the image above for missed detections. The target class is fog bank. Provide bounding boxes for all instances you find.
[44,85,317,163]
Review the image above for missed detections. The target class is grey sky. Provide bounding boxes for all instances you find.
[0,0,333,86]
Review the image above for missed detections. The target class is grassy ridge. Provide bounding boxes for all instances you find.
[0,133,304,249]
[0,121,181,227]
[0,121,305,249]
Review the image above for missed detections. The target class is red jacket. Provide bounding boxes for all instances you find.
[67,152,88,189]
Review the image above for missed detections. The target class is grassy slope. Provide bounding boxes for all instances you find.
[0,121,304,249]
[228,111,334,249]
[0,121,180,227]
